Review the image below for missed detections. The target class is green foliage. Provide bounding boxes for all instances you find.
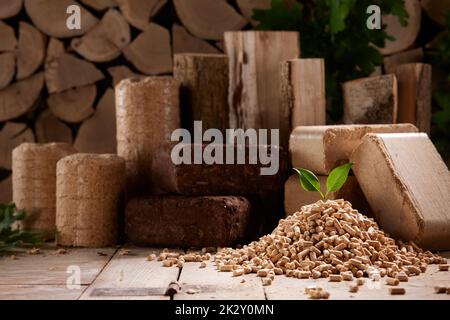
[253,0,408,120]
[0,203,45,253]
[293,163,353,200]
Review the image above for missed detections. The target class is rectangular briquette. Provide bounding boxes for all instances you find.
[152,143,288,195]
[351,133,450,250]
[284,175,373,217]
[125,196,251,247]
[289,124,418,175]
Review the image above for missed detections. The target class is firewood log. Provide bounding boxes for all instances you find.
[421,0,450,26]
[0,0,23,19]
[236,0,271,25]
[379,0,421,55]
[80,0,117,11]
[47,85,96,123]
[45,38,65,64]
[107,65,144,86]
[17,22,46,80]
[0,175,12,203]
[35,110,73,144]
[116,0,167,30]
[384,48,424,74]
[45,53,104,93]
[74,89,116,153]
[71,9,131,62]
[0,21,17,52]
[0,53,15,90]
[0,122,35,170]
[24,0,98,38]
[173,0,246,40]
[172,24,221,55]
[123,23,172,74]
[0,73,44,122]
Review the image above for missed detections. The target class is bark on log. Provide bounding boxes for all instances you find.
[0,122,35,170]
[174,53,229,131]
[0,53,15,90]
[0,73,44,122]
[80,0,117,11]
[74,89,117,153]
[45,53,104,93]
[0,0,23,19]
[384,48,424,74]
[17,22,46,80]
[224,31,300,147]
[71,9,131,63]
[236,0,271,25]
[393,63,432,134]
[280,58,326,129]
[379,0,421,55]
[35,110,73,144]
[174,0,247,40]
[421,0,450,26]
[123,23,172,75]
[116,0,167,30]
[24,0,98,38]
[107,65,144,86]
[0,21,17,52]
[47,85,96,123]
[172,24,221,55]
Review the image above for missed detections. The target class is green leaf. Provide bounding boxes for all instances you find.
[293,168,324,198]
[326,163,353,195]
[327,0,356,36]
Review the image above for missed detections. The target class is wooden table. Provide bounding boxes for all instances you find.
[1,246,449,300]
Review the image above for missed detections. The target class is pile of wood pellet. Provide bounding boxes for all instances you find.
[156,199,448,288]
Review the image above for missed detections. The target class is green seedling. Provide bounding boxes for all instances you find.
[293,163,353,200]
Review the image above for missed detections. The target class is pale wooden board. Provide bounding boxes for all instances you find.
[0,285,86,300]
[264,258,450,300]
[0,248,116,285]
[175,257,266,300]
[80,247,180,300]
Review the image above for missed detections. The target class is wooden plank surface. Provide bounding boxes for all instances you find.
[175,256,266,300]
[0,248,116,285]
[80,247,180,300]
[0,285,87,300]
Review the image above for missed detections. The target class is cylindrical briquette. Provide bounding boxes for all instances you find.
[56,154,125,247]
[12,143,77,232]
[115,76,180,195]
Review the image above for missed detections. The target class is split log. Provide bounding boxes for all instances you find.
[45,38,65,65]
[236,0,271,25]
[123,23,172,75]
[379,0,421,55]
[384,48,424,74]
[74,89,117,153]
[174,0,247,40]
[393,63,432,133]
[24,0,98,38]
[45,53,104,93]
[35,110,73,144]
[107,65,144,86]
[0,176,12,204]
[174,53,229,131]
[0,73,44,122]
[0,122,35,170]
[280,58,326,128]
[116,0,167,30]
[172,24,221,55]
[421,0,450,26]
[224,31,300,147]
[342,74,398,124]
[0,0,23,19]
[0,53,15,90]
[0,21,17,52]
[71,9,131,63]
[80,0,117,11]
[47,85,96,123]
[17,22,46,80]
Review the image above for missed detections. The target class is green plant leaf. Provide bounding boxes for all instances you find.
[293,168,324,198]
[327,0,356,36]
[326,163,353,196]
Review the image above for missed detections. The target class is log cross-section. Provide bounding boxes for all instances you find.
[17,21,47,80]
[116,0,167,30]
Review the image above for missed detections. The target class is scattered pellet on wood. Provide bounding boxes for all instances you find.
[349,285,359,293]
[56,249,68,255]
[438,264,449,271]
[27,248,40,255]
[186,288,198,295]
[329,275,343,282]
[119,249,132,256]
[356,279,365,286]
[389,288,406,295]
[147,254,156,261]
[240,279,246,283]
[306,286,330,299]
[262,278,272,286]
[385,277,400,286]
[162,260,173,267]
[396,273,409,282]
[199,261,207,268]
[435,286,447,294]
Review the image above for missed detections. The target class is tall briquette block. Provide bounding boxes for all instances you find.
[12,143,77,232]
[115,77,180,195]
[174,53,229,132]
[56,154,125,247]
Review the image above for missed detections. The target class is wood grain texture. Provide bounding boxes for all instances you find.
[384,48,424,74]
[35,110,73,144]
[0,175,12,203]
[47,85,96,123]
[116,0,167,30]
[0,0,23,19]
[225,31,300,147]
[0,21,17,52]
[0,53,15,90]
[172,24,221,55]
[280,59,326,128]
[0,122,35,170]
[17,21,46,80]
